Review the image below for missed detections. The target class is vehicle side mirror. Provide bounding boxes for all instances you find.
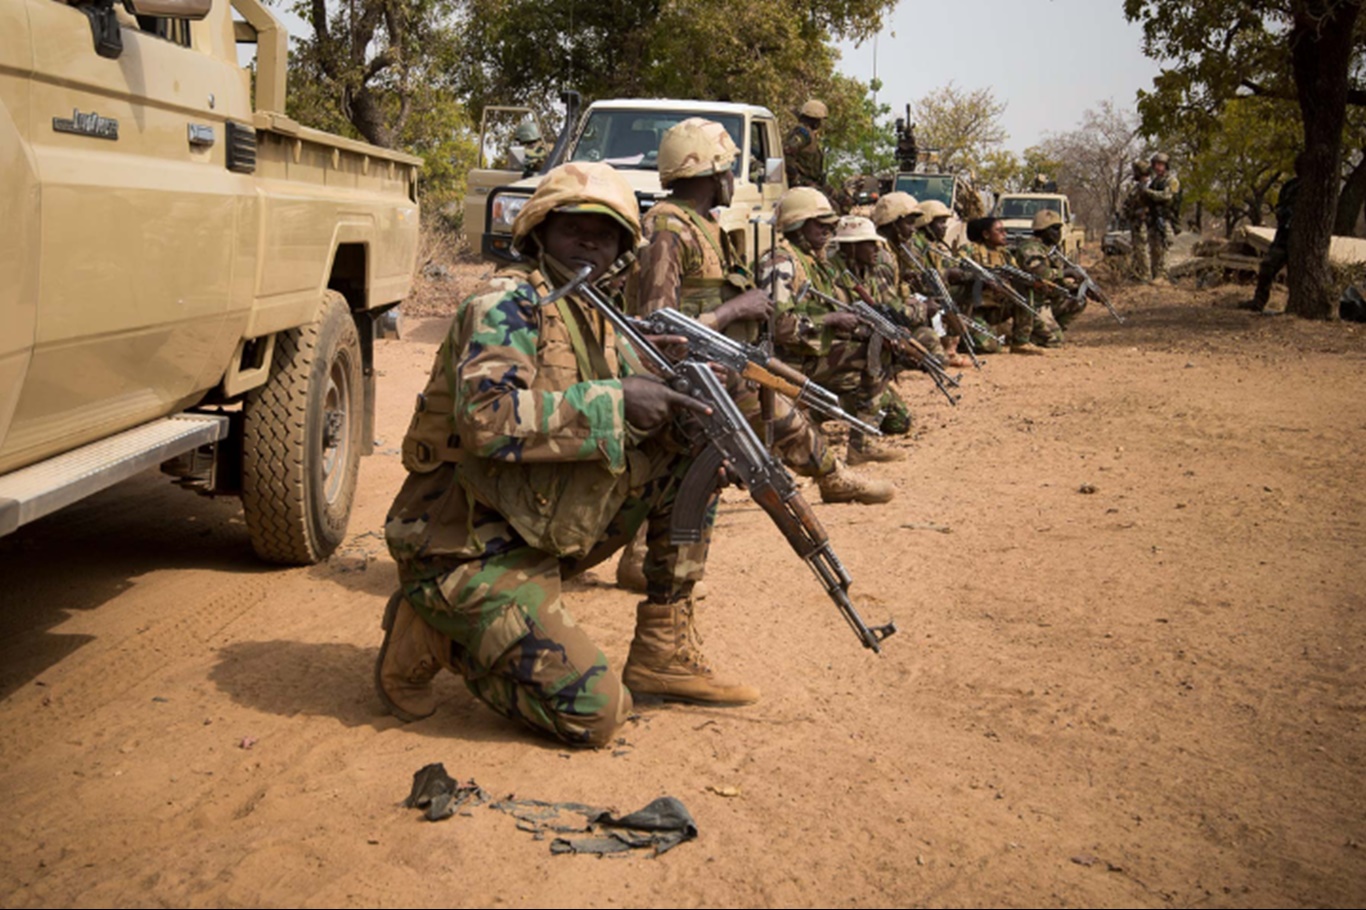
[764,157,785,186]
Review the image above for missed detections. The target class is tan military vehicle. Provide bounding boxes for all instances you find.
[466,98,788,262]
[992,193,1086,258]
[0,0,421,564]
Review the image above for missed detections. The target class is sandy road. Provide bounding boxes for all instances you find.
[1,280,1363,908]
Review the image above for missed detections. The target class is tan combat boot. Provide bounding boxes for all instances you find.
[817,460,895,504]
[622,600,759,705]
[1010,341,1047,356]
[847,432,907,465]
[375,591,453,722]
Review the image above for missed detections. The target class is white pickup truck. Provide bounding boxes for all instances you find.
[465,97,788,262]
[0,0,421,564]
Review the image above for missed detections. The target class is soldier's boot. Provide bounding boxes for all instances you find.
[1010,340,1047,356]
[847,430,906,465]
[622,599,759,706]
[375,591,453,723]
[615,525,648,593]
[817,460,895,504]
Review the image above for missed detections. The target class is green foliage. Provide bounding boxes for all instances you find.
[823,75,896,183]
[907,82,1008,175]
[1174,96,1300,232]
[449,0,897,146]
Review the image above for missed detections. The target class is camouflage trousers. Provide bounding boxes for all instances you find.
[1130,224,1150,280]
[789,336,891,434]
[1148,223,1171,279]
[397,450,714,748]
[1028,303,1067,347]
[732,375,836,477]
[967,298,1034,350]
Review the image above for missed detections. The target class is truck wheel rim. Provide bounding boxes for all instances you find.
[321,354,351,505]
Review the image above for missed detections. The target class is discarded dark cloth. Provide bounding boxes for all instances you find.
[403,765,696,855]
[491,795,697,856]
[405,763,489,822]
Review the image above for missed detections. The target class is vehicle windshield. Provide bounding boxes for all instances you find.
[996,197,1063,220]
[570,110,744,172]
[895,174,954,206]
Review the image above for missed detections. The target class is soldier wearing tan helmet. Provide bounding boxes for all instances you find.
[907,199,975,366]
[758,189,904,473]
[783,98,829,191]
[1014,209,1077,346]
[1124,160,1152,281]
[379,162,759,746]
[1144,151,1181,281]
[615,120,889,593]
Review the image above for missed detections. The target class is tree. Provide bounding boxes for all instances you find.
[1035,102,1145,239]
[1125,0,1366,319]
[907,83,1008,175]
[276,0,478,210]
[449,0,897,155]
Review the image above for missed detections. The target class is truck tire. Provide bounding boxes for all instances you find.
[241,292,363,565]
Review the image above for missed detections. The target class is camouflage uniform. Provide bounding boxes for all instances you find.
[953,242,1035,351]
[1124,162,1151,280]
[783,115,826,191]
[637,199,836,477]
[759,236,889,434]
[1145,164,1181,279]
[385,258,716,747]
[830,248,924,436]
[1014,237,1075,345]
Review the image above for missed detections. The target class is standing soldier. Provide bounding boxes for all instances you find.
[514,121,549,178]
[784,99,829,193]
[1144,152,1181,281]
[759,188,899,465]
[1124,159,1152,281]
[379,163,759,748]
[1248,154,1303,312]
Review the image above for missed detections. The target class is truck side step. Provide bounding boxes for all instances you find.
[0,414,230,536]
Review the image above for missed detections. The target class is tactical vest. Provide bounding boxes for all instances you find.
[777,238,841,356]
[400,265,638,558]
[649,201,757,342]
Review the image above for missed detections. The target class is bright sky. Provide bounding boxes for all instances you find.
[836,0,1163,153]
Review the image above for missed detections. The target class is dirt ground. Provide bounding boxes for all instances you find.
[2,268,1364,908]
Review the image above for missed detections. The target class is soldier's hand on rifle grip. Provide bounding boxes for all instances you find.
[823,310,861,334]
[622,375,711,432]
[713,289,772,331]
[641,332,690,364]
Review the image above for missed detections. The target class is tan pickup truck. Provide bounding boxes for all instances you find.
[992,192,1085,258]
[466,97,788,263]
[0,0,421,564]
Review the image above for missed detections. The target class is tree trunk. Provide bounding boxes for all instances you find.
[1334,150,1366,236]
[1286,0,1360,319]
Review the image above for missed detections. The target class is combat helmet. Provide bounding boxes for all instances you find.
[512,162,642,254]
[1032,209,1064,231]
[775,187,839,233]
[658,117,738,188]
[914,199,952,229]
[515,121,542,143]
[834,215,880,244]
[871,191,921,227]
[1150,152,1170,165]
[798,99,829,120]
[1132,160,1152,178]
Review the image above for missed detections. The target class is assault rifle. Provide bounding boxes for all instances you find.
[993,261,1072,301]
[948,251,1039,316]
[897,241,986,369]
[555,265,898,653]
[1047,245,1124,325]
[629,307,883,437]
[797,281,961,407]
